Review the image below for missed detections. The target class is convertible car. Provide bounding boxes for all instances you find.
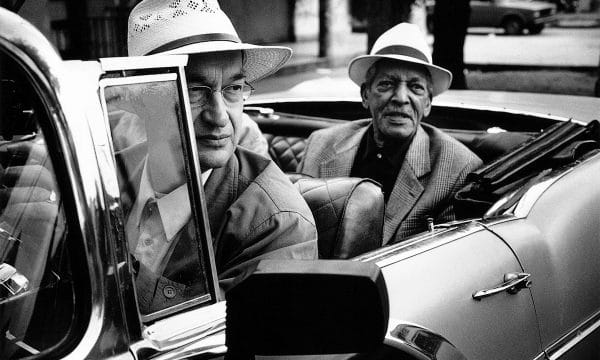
[1,7,599,360]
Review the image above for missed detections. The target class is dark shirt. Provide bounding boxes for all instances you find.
[350,126,413,202]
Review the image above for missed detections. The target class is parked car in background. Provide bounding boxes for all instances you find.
[2,5,600,360]
[426,0,558,34]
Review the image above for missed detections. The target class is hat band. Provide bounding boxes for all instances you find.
[374,45,429,63]
[147,33,241,55]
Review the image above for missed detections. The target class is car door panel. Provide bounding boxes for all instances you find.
[378,225,542,360]
[488,155,600,358]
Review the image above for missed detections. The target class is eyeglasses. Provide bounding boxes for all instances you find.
[187,82,254,107]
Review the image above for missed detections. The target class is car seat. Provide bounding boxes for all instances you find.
[290,176,384,259]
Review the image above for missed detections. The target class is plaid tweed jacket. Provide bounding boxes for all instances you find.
[298,119,482,245]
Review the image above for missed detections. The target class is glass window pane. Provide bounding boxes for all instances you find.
[103,79,210,316]
[0,62,79,358]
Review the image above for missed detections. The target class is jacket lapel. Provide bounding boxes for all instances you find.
[320,120,370,177]
[115,142,148,218]
[383,126,431,244]
[203,155,238,250]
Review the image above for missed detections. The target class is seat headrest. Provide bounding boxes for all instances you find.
[293,176,384,259]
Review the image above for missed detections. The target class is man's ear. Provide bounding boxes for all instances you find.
[360,84,369,109]
[423,94,432,117]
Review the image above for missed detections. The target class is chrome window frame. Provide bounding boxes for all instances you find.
[97,55,221,322]
[0,8,104,359]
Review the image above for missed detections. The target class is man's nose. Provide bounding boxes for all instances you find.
[199,92,229,127]
[390,83,409,103]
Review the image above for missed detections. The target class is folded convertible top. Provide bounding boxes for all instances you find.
[456,119,600,218]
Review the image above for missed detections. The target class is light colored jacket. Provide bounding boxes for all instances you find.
[118,144,317,313]
[298,119,482,244]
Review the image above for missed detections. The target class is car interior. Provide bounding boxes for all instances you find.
[245,101,600,230]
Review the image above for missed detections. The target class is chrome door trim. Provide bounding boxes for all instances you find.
[545,309,600,360]
[356,221,486,267]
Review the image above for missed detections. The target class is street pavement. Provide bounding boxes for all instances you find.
[464,27,599,68]
[273,12,600,77]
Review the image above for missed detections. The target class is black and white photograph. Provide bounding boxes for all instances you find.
[0,0,599,358]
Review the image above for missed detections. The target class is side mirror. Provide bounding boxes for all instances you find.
[225,259,389,358]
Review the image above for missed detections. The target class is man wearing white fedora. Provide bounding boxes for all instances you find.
[117,0,317,313]
[298,23,482,244]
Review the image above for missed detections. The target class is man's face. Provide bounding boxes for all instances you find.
[186,51,245,170]
[361,61,432,146]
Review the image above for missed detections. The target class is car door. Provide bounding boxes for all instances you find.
[488,155,600,359]
[359,221,544,360]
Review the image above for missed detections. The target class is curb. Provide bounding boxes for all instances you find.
[555,20,600,27]
[465,63,598,72]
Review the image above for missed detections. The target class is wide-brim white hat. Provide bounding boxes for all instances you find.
[348,22,452,97]
[127,0,292,83]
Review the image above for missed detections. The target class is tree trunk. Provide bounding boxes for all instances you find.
[319,0,351,63]
[595,52,600,97]
[366,0,414,52]
[319,0,330,57]
[432,0,470,89]
[288,0,297,42]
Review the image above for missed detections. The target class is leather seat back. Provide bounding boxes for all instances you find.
[292,176,384,259]
[264,134,307,173]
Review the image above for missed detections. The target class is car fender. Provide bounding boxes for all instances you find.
[358,221,543,360]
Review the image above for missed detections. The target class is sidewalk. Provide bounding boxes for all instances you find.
[275,11,600,76]
[556,10,600,27]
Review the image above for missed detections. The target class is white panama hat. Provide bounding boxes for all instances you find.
[127,0,292,83]
[348,22,452,97]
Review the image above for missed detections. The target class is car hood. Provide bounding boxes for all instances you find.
[251,76,600,124]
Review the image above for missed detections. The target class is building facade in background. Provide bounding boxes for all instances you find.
[12,0,600,60]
